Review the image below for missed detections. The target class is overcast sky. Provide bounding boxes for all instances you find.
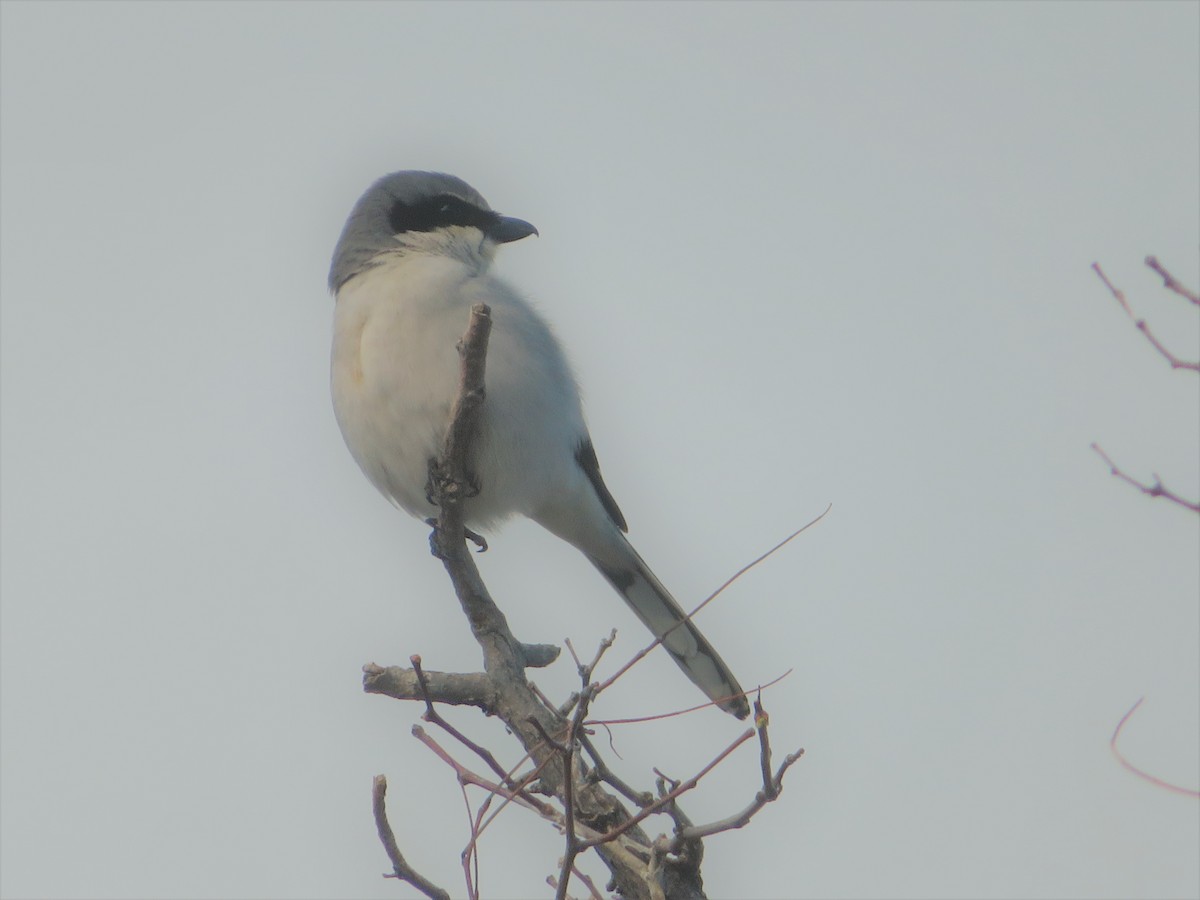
[2,2,1198,899]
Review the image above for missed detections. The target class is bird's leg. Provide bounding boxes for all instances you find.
[463,471,481,499]
[424,518,487,555]
[424,457,444,507]
[425,459,489,556]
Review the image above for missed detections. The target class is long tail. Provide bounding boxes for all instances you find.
[587,538,750,719]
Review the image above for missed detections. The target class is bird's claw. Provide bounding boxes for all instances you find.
[464,527,488,552]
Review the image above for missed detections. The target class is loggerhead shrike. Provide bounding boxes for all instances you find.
[329,171,749,719]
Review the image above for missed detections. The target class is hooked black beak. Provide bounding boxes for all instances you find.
[487,215,539,244]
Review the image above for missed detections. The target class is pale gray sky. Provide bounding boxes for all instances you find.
[2,2,1198,898]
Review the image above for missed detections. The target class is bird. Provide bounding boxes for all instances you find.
[328,170,749,719]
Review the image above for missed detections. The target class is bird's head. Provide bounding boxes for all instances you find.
[329,171,537,292]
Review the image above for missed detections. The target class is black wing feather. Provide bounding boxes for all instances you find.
[575,440,628,532]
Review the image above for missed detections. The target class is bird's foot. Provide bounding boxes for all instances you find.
[464,526,488,553]
[425,518,488,556]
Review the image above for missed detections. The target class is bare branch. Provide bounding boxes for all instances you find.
[363,662,495,710]
[755,698,777,800]
[675,699,805,843]
[410,655,520,789]
[1110,698,1200,798]
[372,775,451,900]
[458,780,480,900]
[583,630,618,681]
[580,734,655,807]
[428,304,495,557]
[579,728,756,850]
[1092,262,1200,372]
[412,725,559,821]
[411,306,672,898]
[1145,255,1199,306]
[676,749,805,842]
[1091,443,1200,514]
[551,681,612,900]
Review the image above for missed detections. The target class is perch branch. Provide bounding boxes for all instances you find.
[416,304,666,899]
[579,728,755,849]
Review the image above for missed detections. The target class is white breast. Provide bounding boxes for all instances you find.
[331,251,590,530]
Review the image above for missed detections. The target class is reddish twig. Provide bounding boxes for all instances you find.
[457,779,480,900]
[411,725,558,820]
[1145,255,1199,307]
[572,864,605,900]
[579,734,653,806]
[1091,443,1200,514]
[525,687,598,900]
[1092,262,1200,372]
[371,775,451,900]
[593,667,793,726]
[1110,698,1200,798]
[411,654,520,788]
[674,697,805,844]
[547,865,605,900]
[594,507,830,702]
[579,727,756,849]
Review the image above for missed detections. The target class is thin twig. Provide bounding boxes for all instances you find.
[413,723,619,880]
[754,697,777,800]
[564,637,584,671]
[458,779,480,900]
[371,775,451,900]
[553,720,580,900]
[571,864,605,900]
[595,507,829,701]
[412,725,558,820]
[1092,262,1200,372]
[1145,256,1199,306]
[469,755,556,844]
[676,747,806,842]
[1110,698,1199,798]
[580,734,654,807]
[672,696,804,844]
[579,728,756,849]
[584,630,618,681]
[553,684,601,900]
[593,668,793,726]
[411,654,519,788]
[1091,443,1200,514]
